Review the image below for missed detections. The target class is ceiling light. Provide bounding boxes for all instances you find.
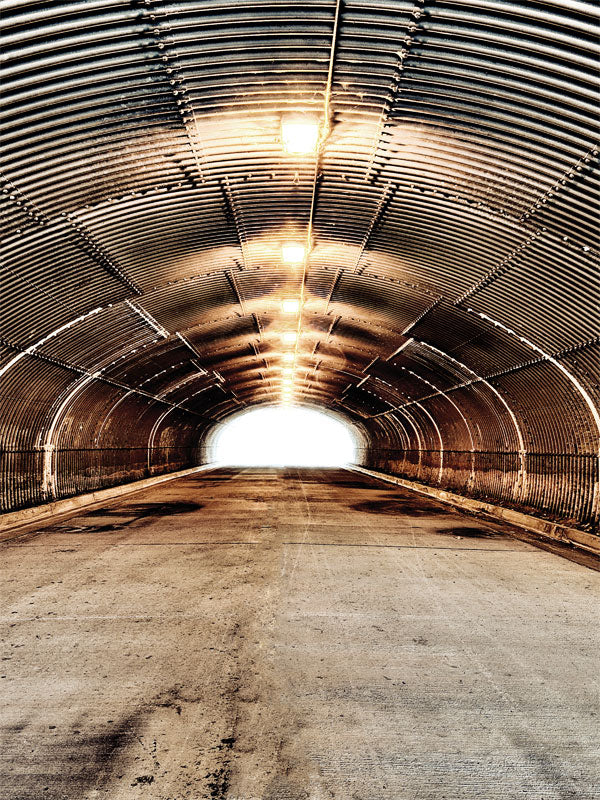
[282,299,300,313]
[282,332,297,344]
[281,243,306,265]
[281,114,320,155]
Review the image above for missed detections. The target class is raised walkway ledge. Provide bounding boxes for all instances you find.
[0,465,217,541]
[351,466,599,557]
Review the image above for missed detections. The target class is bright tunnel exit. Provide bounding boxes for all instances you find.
[210,406,358,467]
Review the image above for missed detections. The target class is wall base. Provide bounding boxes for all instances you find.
[351,465,599,556]
[0,464,216,539]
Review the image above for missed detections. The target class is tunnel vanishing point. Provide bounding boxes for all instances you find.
[0,0,599,544]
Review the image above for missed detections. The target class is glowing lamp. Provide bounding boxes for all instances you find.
[281,114,320,155]
[281,244,306,265]
[282,299,300,313]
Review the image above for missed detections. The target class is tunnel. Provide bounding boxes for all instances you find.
[1,0,599,537]
[1,0,599,798]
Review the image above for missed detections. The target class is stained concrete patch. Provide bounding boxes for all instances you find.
[0,713,141,800]
[322,476,383,490]
[351,497,453,516]
[93,501,204,518]
[437,525,499,538]
[51,501,204,534]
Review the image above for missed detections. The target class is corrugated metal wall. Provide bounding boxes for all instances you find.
[1,0,598,536]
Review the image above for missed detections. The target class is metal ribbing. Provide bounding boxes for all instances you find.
[0,0,598,532]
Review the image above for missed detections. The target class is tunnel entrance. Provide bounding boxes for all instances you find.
[209,406,358,467]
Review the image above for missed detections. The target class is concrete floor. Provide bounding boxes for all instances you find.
[1,468,599,800]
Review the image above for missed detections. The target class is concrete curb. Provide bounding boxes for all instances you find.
[351,465,600,556]
[0,464,217,539]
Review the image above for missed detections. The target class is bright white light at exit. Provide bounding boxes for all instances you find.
[281,243,305,265]
[212,407,356,466]
[281,115,320,155]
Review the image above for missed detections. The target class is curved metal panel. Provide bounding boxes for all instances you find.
[0,0,598,534]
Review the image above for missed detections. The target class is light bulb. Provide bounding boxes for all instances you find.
[281,243,306,265]
[282,299,300,313]
[281,114,320,155]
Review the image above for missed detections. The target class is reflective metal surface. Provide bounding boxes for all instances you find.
[1,0,598,533]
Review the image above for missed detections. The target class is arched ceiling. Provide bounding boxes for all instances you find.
[1,0,599,525]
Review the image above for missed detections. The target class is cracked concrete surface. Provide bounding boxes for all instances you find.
[1,468,599,799]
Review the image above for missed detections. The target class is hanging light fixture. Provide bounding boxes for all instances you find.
[281,113,320,155]
[281,243,306,265]
[282,299,300,313]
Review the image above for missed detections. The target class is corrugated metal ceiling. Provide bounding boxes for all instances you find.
[0,0,598,528]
